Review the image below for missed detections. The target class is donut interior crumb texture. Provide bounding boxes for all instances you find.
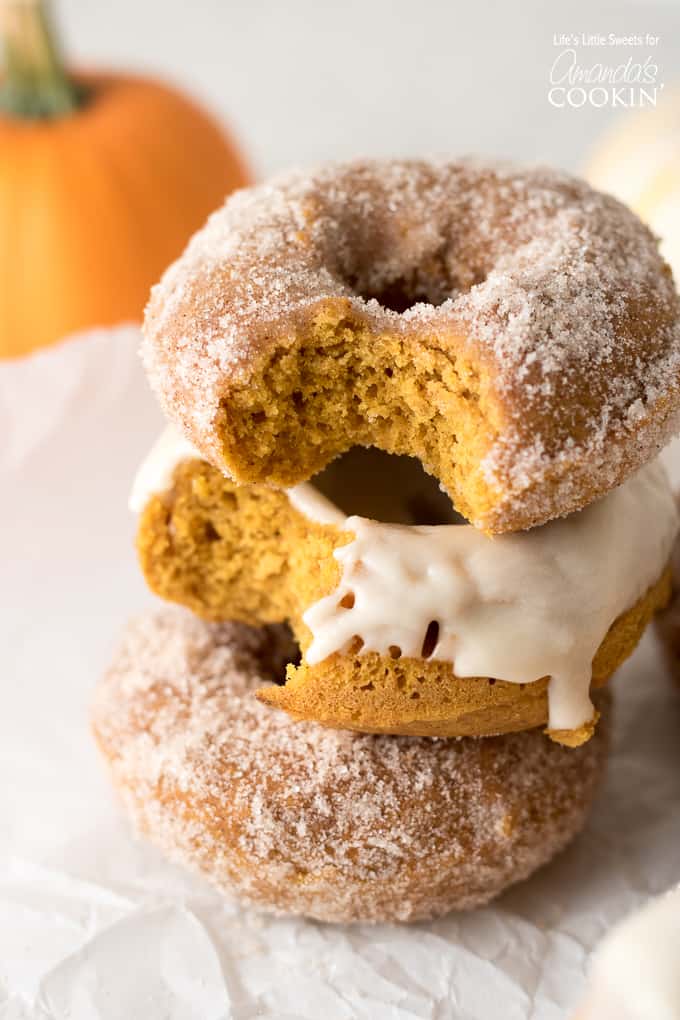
[92,606,610,924]
[142,159,680,533]
[136,458,671,742]
[218,315,497,528]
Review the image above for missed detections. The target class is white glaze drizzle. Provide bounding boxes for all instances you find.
[130,428,678,732]
[288,483,346,526]
[581,886,680,1020]
[129,425,201,513]
[301,463,677,731]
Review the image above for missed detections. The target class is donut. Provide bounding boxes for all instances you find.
[576,886,680,1019]
[130,426,677,746]
[141,159,680,535]
[92,605,610,924]
[655,505,680,684]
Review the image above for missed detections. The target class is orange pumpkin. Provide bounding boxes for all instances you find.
[0,1,251,358]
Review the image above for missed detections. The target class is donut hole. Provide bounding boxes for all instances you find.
[342,240,460,313]
[355,275,448,314]
[260,624,301,687]
[338,219,492,311]
[310,446,465,525]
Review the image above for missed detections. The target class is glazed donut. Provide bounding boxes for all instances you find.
[131,427,676,746]
[141,159,680,535]
[92,605,610,924]
[576,886,680,1019]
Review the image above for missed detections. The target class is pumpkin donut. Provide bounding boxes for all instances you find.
[131,428,677,747]
[141,159,680,534]
[92,605,610,924]
[656,504,680,685]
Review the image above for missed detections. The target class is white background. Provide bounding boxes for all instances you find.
[58,0,680,177]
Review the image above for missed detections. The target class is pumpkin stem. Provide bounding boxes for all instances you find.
[0,0,83,118]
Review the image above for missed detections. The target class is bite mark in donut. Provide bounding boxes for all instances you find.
[142,159,680,533]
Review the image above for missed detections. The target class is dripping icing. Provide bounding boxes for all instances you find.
[130,427,678,733]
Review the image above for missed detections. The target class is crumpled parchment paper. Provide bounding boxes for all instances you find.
[1,328,679,1020]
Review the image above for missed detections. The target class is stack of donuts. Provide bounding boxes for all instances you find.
[93,159,680,924]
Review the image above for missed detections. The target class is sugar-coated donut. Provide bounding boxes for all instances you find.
[142,159,680,534]
[92,606,610,924]
[132,431,676,746]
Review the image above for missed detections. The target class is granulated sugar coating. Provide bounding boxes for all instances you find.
[142,159,680,533]
[92,606,609,923]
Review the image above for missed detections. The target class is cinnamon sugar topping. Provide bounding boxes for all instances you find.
[141,159,680,528]
[93,607,609,923]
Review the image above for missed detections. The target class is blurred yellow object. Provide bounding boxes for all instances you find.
[587,88,680,281]
[0,0,251,359]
